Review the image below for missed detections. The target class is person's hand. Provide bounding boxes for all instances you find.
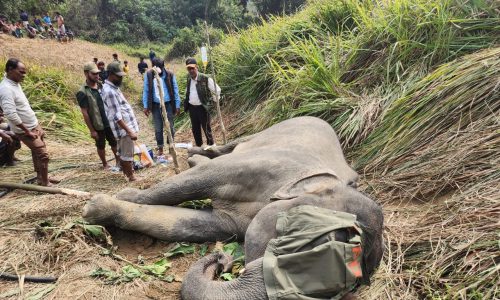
[128,131,138,141]
[176,108,180,116]
[0,132,12,144]
[90,130,98,140]
[25,130,38,140]
[143,108,150,117]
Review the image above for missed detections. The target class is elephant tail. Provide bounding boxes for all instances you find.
[181,252,267,300]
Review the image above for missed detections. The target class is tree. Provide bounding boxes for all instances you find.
[252,0,305,17]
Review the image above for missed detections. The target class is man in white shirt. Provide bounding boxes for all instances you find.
[183,57,221,147]
[0,58,56,186]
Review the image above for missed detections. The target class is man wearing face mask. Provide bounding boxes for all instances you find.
[101,61,140,182]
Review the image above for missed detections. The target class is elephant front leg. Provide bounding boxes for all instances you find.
[83,194,243,242]
[115,163,220,206]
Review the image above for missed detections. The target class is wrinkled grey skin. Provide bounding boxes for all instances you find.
[82,116,384,300]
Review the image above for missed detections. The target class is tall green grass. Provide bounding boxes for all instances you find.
[213,0,499,141]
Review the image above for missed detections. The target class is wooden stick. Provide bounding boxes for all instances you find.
[0,182,90,196]
[152,68,180,174]
[204,20,227,144]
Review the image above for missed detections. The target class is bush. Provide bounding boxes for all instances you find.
[166,25,224,60]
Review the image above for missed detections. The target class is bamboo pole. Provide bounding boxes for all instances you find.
[152,68,180,174]
[204,20,227,145]
[0,182,90,196]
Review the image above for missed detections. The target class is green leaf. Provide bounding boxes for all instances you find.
[220,273,234,281]
[25,285,56,300]
[165,243,195,258]
[162,274,175,282]
[143,258,171,276]
[62,222,76,230]
[90,267,119,281]
[121,265,143,281]
[82,224,105,238]
[199,244,209,256]
[223,242,244,260]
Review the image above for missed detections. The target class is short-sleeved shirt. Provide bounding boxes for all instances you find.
[76,87,110,129]
[102,80,139,138]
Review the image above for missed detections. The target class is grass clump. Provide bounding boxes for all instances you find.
[213,0,499,139]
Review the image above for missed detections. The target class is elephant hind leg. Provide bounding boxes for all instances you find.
[83,194,244,242]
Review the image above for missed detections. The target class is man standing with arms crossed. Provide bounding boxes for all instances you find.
[0,58,57,186]
[101,61,140,182]
[76,62,119,170]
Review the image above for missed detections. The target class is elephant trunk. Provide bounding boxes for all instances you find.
[181,253,267,300]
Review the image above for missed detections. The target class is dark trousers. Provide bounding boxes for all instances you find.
[152,102,175,147]
[188,104,214,147]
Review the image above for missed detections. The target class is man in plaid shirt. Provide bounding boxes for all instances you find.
[102,61,140,181]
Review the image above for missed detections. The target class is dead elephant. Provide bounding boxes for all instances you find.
[83,116,384,299]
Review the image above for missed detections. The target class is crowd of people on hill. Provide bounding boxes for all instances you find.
[0,54,221,185]
[0,10,73,42]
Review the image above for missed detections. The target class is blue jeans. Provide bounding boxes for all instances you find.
[152,102,175,147]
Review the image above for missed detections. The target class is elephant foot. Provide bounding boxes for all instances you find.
[82,194,120,225]
[115,187,142,203]
[187,154,211,168]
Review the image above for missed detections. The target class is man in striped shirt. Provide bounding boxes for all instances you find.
[101,61,140,182]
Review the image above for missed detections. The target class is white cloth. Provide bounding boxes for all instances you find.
[0,77,38,134]
[188,74,221,106]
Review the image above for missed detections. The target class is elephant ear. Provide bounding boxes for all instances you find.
[271,172,339,200]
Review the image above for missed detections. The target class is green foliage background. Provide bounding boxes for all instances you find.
[0,0,286,45]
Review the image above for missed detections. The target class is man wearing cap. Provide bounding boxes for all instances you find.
[102,61,140,182]
[76,62,119,169]
[183,57,221,147]
[142,58,181,157]
[0,58,58,186]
